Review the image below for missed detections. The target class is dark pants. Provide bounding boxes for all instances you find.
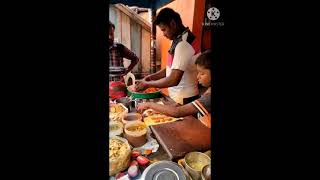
[183,94,200,105]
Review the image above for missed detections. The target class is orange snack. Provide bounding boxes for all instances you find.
[142,88,158,93]
[143,149,152,155]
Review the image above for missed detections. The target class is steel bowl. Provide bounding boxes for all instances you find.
[201,164,211,180]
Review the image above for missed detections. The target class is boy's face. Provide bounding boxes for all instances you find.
[158,21,176,40]
[196,65,211,87]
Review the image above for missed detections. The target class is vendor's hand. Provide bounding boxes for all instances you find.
[135,80,149,92]
[137,102,151,111]
[173,104,181,107]
[143,75,152,82]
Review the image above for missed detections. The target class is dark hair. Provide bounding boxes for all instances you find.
[154,8,182,26]
[109,20,115,29]
[195,50,212,69]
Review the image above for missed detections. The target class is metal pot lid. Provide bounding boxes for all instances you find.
[141,161,186,180]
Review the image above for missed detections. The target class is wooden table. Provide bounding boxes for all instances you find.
[130,94,211,162]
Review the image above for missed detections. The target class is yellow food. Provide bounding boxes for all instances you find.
[110,124,120,131]
[116,105,123,112]
[126,125,146,132]
[109,139,129,161]
[150,115,173,123]
[109,104,127,122]
[143,109,178,126]
[188,161,207,171]
[110,104,124,113]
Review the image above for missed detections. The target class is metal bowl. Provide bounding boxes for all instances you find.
[127,85,162,99]
[115,97,131,109]
[201,164,211,180]
[141,161,186,180]
[184,152,211,180]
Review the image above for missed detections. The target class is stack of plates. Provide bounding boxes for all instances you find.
[141,161,186,180]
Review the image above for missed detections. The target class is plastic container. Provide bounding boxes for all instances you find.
[109,136,131,176]
[122,112,142,125]
[124,121,147,147]
[109,103,128,122]
[109,121,123,137]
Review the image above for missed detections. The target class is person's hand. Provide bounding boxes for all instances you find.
[143,75,152,82]
[135,80,149,92]
[137,102,151,111]
[173,104,181,107]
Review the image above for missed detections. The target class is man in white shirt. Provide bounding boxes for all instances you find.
[136,8,200,105]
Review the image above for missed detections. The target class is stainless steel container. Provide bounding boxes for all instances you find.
[183,152,211,180]
[201,164,211,180]
[141,161,186,180]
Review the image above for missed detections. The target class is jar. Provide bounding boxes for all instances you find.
[124,121,147,147]
[122,112,142,125]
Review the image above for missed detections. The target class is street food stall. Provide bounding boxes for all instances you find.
[109,1,213,179]
[109,73,212,180]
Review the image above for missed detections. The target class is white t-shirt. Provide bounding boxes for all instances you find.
[166,31,200,104]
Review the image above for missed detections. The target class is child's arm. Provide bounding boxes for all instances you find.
[137,102,198,118]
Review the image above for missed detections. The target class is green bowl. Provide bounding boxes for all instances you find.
[127,85,162,99]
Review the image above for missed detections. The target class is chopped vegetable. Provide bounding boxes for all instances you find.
[128,165,139,177]
[137,155,150,166]
[115,172,125,179]
[131,150,141,158]
[130,160,138,166]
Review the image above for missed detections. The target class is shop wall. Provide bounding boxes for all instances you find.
[109,4,151,74]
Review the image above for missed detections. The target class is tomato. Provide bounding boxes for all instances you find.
[131,150,141,158]
[115,172,125,179]
[137,155,150,166]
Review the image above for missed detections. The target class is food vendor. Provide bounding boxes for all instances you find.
[135,8,200,105]
[108,21,140,81]
[137,50,213,128]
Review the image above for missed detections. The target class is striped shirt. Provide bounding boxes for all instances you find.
[109,43,139,67]
[191,87,212,128]
[108,43,139,81]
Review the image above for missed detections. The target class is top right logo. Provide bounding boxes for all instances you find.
[207,7,220,21]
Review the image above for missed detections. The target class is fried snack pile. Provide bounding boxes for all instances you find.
[143,109,175,124]
[109,104,126,121]
[109,139,129,161]
[110,104,125,113]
